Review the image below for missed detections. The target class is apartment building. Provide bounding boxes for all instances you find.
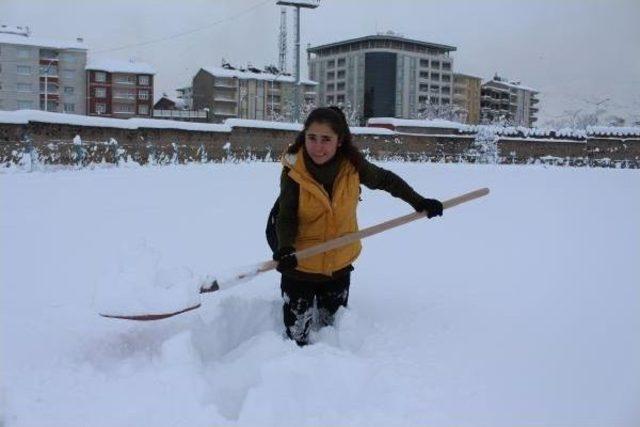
[453,73,481,124]
[480,75,539,126]
[192,64,317,123]
[307,33,456,124]
[85,59,155,118]
[0,25,87,114]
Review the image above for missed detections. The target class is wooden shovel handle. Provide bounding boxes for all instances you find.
[258,187,489,273]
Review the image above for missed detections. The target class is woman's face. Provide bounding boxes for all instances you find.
[304,121,341,165]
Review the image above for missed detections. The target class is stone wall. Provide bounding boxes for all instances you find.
[1,121,638,168]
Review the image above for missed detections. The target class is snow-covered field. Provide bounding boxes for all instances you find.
[1,162,639,427]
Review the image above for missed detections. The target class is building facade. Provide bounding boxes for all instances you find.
[307,33,456,124]
[85,59,155,118]
[0,26,87,114]
[480,75,539,126]
[192,64,317,123]
[453,73,481,124]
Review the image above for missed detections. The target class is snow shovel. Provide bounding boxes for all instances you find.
[100,187,489,321]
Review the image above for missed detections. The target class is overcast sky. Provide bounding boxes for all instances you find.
[2,0,639,123]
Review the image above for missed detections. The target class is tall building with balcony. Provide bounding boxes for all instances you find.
[480,75,539,126]
[85,59,155,118]
[192,64,317,123]
[453,73,481,124]
[0,25,87,114]
[307,33,456,124]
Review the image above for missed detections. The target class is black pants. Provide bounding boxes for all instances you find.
[280,272,351,346]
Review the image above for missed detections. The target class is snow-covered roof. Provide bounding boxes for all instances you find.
[86,59,156,75]
[202,66,317,86]
[367,117,468,130]
[0,32,86,50]
[224,118,395,135]
[483,78,538,93]
[224,119,302,132]
[0,110,229,133]
[587,126,640,137]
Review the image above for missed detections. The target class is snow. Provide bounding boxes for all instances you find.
[223,119,394,136]
[202,66,317,85]
[86,59,156,75]
[368,117,468,130]
[1,162,639,427]
[0,32,86,50]
[0,110,230,133]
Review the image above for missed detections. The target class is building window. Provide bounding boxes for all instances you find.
[114,75,136,85]
[432,61,441,68]
[419,83,429,92]
[419,71,429,79]
[113,103,135,113]
[17,48,30,59]
[326,83,335,91]
[138,75,150,86]
[431,73,440,81]
[40,83,59,93]
[95,103,107,114]
[62,69,75,79]
[337,70,346,79]
[95,87,106,98]
[61,53,76,63]
[418,95,428,104]
[336,82,345,91]
[442,98,450,105]
[430,97,439,104]
[138,104,149,115]
[138,90,149,100]
[326,95,334,104]
[442,62,451,71]
[64,86,74,94]
[17,83,32,92]
[95,72,107,82]
[337,58,346,67]
[442,74,451,82]
[17,100,33,109]
[336,94,345,103]
[17,65,32,75]
[327,71,335,80]
[442,85,451,94]
[327,59,335,68]
[420,59,429,67]
[114,89,135,99]
[64,103,75,112]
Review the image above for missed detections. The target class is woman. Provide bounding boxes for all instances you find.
[274,107,442,346]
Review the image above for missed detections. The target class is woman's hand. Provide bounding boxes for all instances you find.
[273,246,298,272]
[414,197,443,219]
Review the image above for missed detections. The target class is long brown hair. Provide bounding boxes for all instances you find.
[288,106,363,170]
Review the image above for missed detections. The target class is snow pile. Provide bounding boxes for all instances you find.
[0,110,230,133]
[367,117,468,130]
[1,162,639,427]
[587,126,640,137]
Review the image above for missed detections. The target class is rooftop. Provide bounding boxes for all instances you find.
[0,31,86,50]
[86,59,156,75]
[201,66,317,85]
[308,34,456,54]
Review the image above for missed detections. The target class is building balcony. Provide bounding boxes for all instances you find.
[214,97,237,103]
[214,111,237,117]
[112,96,136,102]
[531,98,539,104]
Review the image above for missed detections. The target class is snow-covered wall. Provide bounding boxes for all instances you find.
[1,111,639,169]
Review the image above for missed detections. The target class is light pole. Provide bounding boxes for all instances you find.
[276,0,319,122]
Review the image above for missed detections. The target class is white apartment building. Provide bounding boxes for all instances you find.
[0,25,87,114]
[480,75,539,126]
[192,64,317,123]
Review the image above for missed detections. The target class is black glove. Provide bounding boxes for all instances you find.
[413,197,443,219]
[273,246,298,272]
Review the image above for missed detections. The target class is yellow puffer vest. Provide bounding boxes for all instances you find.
[282,149,362,276]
